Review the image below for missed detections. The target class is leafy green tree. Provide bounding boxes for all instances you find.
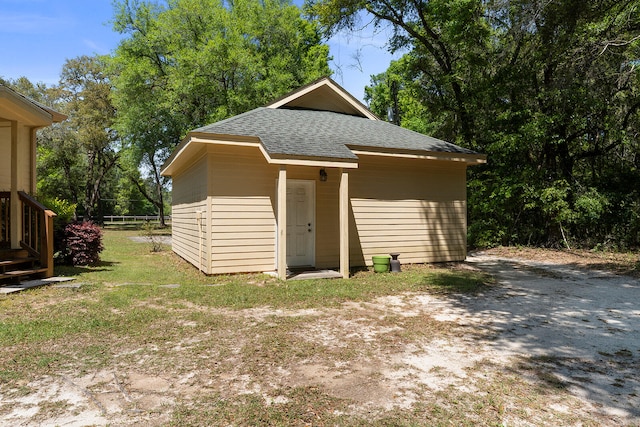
[313,0,640,249]
[110,0,331,225]
[1,77,85,209]
[36,120,86,208]
[113,150,157,215]
[59,55,120,221]
[308,0,490,146]
[476,0,640,248]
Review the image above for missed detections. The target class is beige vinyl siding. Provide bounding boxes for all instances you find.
[17,124,32,191]
[171,200,208,270]
[0,122,34,192]
[314,170,340,268]
[208,145,278,274]
[0,122,31,191]
[0,123,9,189]
[171,153,209,271]
[350,155,468,265]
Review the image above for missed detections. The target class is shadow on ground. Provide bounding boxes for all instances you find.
[54,260,118,277]
[460,255,640,420]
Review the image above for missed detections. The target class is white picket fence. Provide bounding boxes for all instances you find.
[103,215,171,223]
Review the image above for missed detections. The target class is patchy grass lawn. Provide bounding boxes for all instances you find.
[0,230,632,426]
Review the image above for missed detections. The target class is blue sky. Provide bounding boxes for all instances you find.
[0,0,401,102]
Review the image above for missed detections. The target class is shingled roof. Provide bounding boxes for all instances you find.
[162,78,485,176]
[192,107,478,161]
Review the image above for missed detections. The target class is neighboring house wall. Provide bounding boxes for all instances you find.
[17,124,33,192]
[349,155,468,265]
[171,152,209,271]
[0,123,10,189]
[0,86,65,275]
[0,122,34,192]
[1,120,34,248]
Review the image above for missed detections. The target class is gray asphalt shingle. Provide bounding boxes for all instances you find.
[193,107,477,160]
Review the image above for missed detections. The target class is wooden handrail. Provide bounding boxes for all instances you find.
[18,191,51,212]
[18,191,56,278]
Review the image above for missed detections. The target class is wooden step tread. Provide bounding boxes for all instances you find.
[0,268,48,280]
[0,257,37,267]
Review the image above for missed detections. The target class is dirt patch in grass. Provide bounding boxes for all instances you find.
[1,291,630,426]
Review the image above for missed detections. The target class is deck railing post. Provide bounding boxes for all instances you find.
[42,210,55,277]
[18,191,56,278]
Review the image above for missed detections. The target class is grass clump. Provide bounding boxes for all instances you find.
[140,221,165,252]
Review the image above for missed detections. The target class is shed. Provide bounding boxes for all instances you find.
[161,78,486,279]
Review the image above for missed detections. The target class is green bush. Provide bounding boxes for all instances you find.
[44,197,76,224]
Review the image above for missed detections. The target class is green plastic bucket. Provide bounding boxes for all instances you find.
[372,255,391,273]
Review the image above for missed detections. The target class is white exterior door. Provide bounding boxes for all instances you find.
[286,180,315,267]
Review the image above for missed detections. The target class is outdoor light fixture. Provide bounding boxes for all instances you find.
[319,168,328,182]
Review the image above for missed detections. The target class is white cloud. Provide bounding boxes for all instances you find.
[0,13,67,34]
[83,38,99,50]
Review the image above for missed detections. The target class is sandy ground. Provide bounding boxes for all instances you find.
[467,253,640,420]
[2,254,639,426]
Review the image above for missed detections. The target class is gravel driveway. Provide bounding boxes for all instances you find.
[467,253,640,422]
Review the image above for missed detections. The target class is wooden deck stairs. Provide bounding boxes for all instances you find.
[0,249,48,285]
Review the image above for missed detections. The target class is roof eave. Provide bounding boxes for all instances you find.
[44,108,67,123]
[162,131,362,177]
[266,152,359,169]
[161,132,263,176]
[350,147,487,165]
[0,85,66,125]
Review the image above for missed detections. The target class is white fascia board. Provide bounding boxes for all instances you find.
[350,149,487,165]
[266,157,359,169]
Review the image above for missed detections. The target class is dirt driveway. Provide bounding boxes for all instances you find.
[2,254,639,426]
[467,253,640,422]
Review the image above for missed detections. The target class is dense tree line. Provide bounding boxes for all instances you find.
[3,0,639,249]
[109,0,330,226]
[2,0,330,224]
[308,0,640,249]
